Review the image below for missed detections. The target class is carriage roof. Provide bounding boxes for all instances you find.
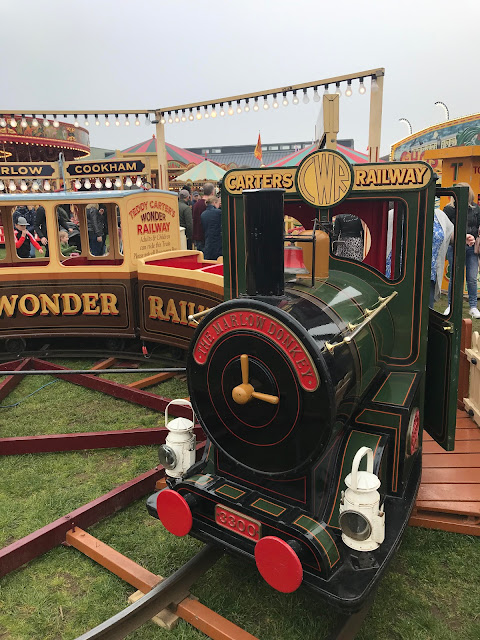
[0,189,175,204]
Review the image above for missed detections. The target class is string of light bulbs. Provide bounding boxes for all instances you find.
[0,176,145,192]
[1,73,381,130]
[156,76,377,124]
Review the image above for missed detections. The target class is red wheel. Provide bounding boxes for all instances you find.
[156,489,193,537]
[254,536,303,593]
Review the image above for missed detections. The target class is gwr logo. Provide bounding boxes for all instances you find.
[296,150,353,208]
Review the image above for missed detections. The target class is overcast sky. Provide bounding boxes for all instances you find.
[2,0,478,158]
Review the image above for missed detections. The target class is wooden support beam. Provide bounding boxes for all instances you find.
[0,426,204,456]
[90,358,118,371]
[66,528,161,593]
[0,358,32,403]
[127,372,174,390]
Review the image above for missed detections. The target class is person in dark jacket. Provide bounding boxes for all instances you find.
[201,196,222,260]
[34,205,49,256]
[178,189,193,249]
[56,205,71,232]
[193,182,215,253]
[444,183,480,318]
[87,204,106,256]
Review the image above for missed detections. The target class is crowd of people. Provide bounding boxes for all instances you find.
[177,182,223,260]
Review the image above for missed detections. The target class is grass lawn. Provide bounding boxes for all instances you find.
[0,346,480,639]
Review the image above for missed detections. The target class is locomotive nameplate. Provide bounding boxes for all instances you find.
[215,505,261,541]
[193,309,319,391]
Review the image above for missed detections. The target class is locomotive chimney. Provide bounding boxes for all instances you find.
[244,188,285,297]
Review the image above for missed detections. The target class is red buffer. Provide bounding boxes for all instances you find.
[156,489,193,537]
[254,536,303,593]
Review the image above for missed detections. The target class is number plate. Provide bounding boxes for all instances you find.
[215,504,261,541]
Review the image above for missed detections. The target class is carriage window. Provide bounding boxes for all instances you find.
[116,205,123,255]
[12,205,49,262]
[330,199,406,281]
[57,203,82,258]
[56,201,124,265]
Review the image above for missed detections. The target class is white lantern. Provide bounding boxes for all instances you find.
[339,447,385,551]
[158,399,196,478]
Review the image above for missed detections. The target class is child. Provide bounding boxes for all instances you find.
[14,216,44,258]
[59,230,79,257]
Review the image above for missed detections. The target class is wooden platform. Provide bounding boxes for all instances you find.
[409,410,480,535]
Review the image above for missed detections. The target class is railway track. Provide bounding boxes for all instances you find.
[75,545,223,640]
[0,342,186,367]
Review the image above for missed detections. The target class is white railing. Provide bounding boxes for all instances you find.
[464,330,480,427]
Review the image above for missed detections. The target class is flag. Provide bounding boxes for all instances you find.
[254,133,262,163]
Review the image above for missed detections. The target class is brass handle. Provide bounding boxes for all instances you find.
[251,391,279,405]
[443,325,454,333]
[187,308,210,324]
[241,354,249,385]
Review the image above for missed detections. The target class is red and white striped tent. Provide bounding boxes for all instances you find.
[267,143,370,167]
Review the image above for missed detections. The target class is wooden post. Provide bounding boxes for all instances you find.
[368,74,384,162]
[155,115,169,190]
[323,94,339,150]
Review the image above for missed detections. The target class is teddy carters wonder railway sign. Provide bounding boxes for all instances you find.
[193,309,319,392]
[125,192,180,260]
[224,152,433,200]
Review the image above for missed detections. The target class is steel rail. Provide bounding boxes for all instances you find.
[0,348,185,366]
[75,544,223,640]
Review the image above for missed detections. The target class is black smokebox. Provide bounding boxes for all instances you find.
[243,188,285,297]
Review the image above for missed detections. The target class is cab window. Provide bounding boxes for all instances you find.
[330,198,407,281]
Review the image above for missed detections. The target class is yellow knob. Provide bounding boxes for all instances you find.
[232,383,254,405]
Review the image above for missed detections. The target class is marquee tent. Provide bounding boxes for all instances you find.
[267,143,370,167]
[122,137,207,165]
[172,160,226,183]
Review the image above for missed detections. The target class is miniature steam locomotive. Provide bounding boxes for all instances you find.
[148,150,468,609]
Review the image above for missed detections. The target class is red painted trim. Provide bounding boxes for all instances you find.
[0,467,165,578]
